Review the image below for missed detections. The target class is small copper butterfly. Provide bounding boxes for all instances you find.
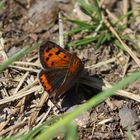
[38,41,84,100]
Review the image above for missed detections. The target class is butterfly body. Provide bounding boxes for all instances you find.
[39,41,84,99]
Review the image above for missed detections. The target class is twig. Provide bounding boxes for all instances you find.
[13,72,29,94]
[0,121,26,136]
[123,0,128,24]
[0,79,40,105]
[9,65,39,73]
[85,57,116,69]
[28,91,49,127]
[14,61,40,67]
[59,12,64,48]
[36,104,52,127]
[103,16,140,67]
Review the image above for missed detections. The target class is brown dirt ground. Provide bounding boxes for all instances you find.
[0,0,140,139]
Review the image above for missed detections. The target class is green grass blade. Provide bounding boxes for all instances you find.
[35,70,140,140]
[1,138,15,140]
[96,32,110,49]
[114,40,126,51]
[115,10,134,25]
[65,26,95,36]
[127,127,133,140]
[94,0,102,20]
[78,0,97,21]
[0,1,5,9]
[121,35,140,50]
[66,18,93,27]
[21,124,45,140]
[67,36,97,47]
[0,41,43,73]
[64,123,78,140]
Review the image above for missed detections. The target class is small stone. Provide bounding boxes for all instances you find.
[67,105,90,128]
[25,0,59,32]
[119,106,139,128]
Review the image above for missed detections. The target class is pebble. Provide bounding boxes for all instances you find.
[67,105,90,128]
[119,106,139,129]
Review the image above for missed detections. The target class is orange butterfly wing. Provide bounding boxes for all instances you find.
[39,41,71,69]
[39,69,67,96]
[38,41,84,99]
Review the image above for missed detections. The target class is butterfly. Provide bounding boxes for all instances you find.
[38,41,84,100]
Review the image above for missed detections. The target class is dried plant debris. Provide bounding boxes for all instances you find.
[0,0,140,139]
[25,0,76,32]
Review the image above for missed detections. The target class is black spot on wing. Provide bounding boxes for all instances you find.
[48,53,53,57]
[55,50,61,55]
[46,57,49,61]
[63,55,67,58]
[51,62,55,66]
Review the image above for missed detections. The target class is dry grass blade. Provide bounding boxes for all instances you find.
[18,78,39,93]
[0,78,40,131]
[123,0,128,24]
[14,61,40,67]
[122,56,130,77]
[36,105,52,126]
[0,121,26,136]
[103,16,140,67]
[11,98,26,115]
[0,36,8,60]
[104,80,140,103]
[0,79,40,105]
[59,12,64,48]
[0,99,26,132]
[85,57,116,69]
[9,65,39,73]
[81,76,140,103]
[1,86,41,104]
[29,91,49,127]
[13,72,29,94]
[98,117,113,125]
[0,120,10,132]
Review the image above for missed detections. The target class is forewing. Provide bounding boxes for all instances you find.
[38,68,67,97]
[39,41,71,69]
